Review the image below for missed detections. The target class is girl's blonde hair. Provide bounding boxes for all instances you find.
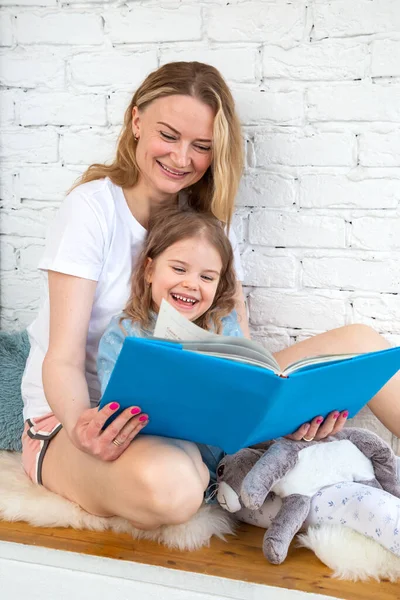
[75,61,243,225]
[123,203,237,333]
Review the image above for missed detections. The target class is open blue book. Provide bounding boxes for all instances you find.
[99,301,400,454]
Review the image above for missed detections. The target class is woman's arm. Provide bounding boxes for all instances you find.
[234,282,251,339]
[42,270,97,436]
[43,271,147,459]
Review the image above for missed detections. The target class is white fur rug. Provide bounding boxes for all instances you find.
[1,451,399,581]
[298,525,400,582]
[0,451,235,551]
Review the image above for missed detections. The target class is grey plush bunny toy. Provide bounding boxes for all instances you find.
[216,427,400,565]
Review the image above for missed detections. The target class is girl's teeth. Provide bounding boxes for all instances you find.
[173,294,195,303]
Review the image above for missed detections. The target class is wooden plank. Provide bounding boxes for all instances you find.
[0,519,398,600]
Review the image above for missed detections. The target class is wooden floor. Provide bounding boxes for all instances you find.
[0,519,399,599]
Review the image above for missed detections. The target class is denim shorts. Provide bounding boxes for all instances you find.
[196,443,225,502]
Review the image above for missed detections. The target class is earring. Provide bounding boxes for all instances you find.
[134,133,139,141]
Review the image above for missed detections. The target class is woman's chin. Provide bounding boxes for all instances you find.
[154,181,186,197]
[153,171,198,195]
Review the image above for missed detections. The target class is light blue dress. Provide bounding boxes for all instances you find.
[97,310,244,485]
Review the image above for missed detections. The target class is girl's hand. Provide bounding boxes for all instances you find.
[69,402,149,460]
[286,410,348,442]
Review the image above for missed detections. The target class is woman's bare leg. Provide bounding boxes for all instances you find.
[274,324,400,438]
[42,431,210,529]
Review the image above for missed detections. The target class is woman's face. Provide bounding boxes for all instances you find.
[132,95,214,199]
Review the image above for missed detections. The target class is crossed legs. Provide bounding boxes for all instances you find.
[42,431,210,529]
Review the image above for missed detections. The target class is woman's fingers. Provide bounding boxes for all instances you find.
[101,406,146,445]
[84,402,122,439]
[330,410,348,435]
[72,403,149,460]
[286,409,349,442]
[297,415,323,441]
[313,410,348,440]
[310,413,334,440]
[107,413,149,454]
[285,422,311,441]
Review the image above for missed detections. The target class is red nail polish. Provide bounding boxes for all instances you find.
[110,402,119,411]
[333,412,339,419]
[131,407,140,415]
[139,415,148,422]
[316,417,323,424]
[342,411,349,419]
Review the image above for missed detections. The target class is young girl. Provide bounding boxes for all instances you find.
[96,203,245,483]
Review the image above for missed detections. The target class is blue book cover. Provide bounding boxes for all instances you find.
[99,336,400,454]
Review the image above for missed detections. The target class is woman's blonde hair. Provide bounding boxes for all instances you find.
[75,61,243,225]
[123,203,237,333]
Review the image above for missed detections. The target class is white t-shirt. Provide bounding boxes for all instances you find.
[21,178,244,421]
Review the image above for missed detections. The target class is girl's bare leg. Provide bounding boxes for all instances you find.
[42,431,210,529]
[274,324,400,438]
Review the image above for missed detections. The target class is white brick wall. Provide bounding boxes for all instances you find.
[1,0,400,350]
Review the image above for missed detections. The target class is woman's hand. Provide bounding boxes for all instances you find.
[286,410,348,442]
[69,402,149,460]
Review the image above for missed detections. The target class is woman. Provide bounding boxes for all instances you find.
[21,62,399,528]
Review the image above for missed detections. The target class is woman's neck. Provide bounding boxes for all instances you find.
[123,179,177,229]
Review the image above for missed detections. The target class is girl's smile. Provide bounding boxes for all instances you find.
[170,292,199,310]
[146,236,222,322]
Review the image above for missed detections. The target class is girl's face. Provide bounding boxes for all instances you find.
[132,95,214,199]
[146,236,223,321]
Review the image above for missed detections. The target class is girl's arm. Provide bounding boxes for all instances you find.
[234,282,251,339]
[97,319,127,395]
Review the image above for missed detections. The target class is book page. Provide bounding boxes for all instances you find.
[284,353,360,375]
[153,302,373,376]
[153,299,217,341]
[181,341,279,372]
[153,300,281,372]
